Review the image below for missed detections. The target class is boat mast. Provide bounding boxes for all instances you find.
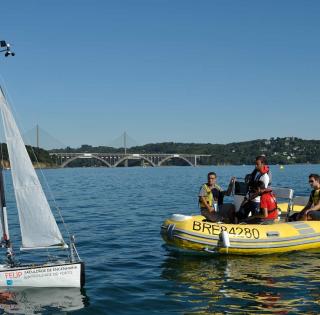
[0,40,15,266]
[0,167,9,242]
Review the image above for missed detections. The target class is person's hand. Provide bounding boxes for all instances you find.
[209,207,215,213]
[297,210,308,220]
[300,209,308,216]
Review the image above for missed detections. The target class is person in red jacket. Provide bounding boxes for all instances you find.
[245,181,278,224]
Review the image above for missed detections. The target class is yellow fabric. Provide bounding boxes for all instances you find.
[199,184,213,208]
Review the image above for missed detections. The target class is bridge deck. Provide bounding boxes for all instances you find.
[49,152,211,167]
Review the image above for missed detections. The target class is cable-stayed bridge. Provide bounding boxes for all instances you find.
[50,152,210,167]
[21,127,210,167]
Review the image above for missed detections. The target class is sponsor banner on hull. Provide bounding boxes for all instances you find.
[0,263,81,287]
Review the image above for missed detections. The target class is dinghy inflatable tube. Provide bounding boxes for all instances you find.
[161,214,320,255]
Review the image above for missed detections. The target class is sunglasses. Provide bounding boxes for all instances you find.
[309,180,315,183]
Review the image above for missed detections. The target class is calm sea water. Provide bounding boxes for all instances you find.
[1,164,320,314]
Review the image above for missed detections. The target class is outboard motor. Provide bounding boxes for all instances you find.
[233,180,248,212]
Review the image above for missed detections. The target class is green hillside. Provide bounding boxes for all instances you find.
[50,137,320,165]
[0,143,54,167]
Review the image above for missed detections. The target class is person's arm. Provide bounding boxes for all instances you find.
[300,201,312,212]
[248,191,259,200]
[261,173,269,188]
[303,200,320,216]
[251,207,268,219]
[296,195,313,220]
[300,201,320,221]
[298,193,313,216]
[200,196,215,213]
[252,194,269,219]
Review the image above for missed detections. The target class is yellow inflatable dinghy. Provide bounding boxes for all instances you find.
[161,186,315,255]
[161,213,320,255]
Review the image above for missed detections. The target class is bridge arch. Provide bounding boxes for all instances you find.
[61,154,112,168]
[158,155,194,167]
[114,155,156,167]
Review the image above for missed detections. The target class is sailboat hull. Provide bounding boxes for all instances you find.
[0,261,84,288]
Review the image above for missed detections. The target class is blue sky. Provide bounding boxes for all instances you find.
[0,0,319,148]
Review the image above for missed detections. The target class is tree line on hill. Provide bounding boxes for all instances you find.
[50,137,320,165]
[1,137,319,167]
[0,143,53,167]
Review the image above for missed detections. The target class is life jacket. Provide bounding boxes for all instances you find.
[260,189,278,219]
[199,184,213,209]
[311,189,320,206]
[246,166,272,191]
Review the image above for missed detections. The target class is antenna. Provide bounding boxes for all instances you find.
[0,41,15,57]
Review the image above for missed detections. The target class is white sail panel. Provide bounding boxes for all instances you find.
[0,89,65,248]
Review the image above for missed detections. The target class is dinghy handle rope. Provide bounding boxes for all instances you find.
[203,247,216,254]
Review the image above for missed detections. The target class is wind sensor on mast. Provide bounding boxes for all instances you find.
[0,40,15,57]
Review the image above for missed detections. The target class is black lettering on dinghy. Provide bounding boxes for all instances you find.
[202,223,212,234]
[193,221,202,231]
[236,227,243,236]
[212,225,220,235]
[229,227,236,235]
[192,221,260,239]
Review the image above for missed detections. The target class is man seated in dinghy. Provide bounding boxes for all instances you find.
[199,172,236,223]
[292,174,320,221]
[240,181,279,224]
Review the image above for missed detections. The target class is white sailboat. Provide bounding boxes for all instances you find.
[0,86,85,287]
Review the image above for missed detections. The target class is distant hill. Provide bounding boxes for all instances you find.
[50,137,320,165]
[0,143,54,167]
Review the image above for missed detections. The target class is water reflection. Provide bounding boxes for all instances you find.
[161,250,320,314]
[0,287,89,314]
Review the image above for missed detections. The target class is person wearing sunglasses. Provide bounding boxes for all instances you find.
[295,174,320,221]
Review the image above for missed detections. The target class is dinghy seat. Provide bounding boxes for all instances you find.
[270,187,294,220]
[292,196,309,211]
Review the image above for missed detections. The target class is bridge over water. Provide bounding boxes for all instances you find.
[49,152,211,167]
[25,128,211,167]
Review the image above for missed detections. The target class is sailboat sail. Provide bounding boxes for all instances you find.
[0,88,65,249]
